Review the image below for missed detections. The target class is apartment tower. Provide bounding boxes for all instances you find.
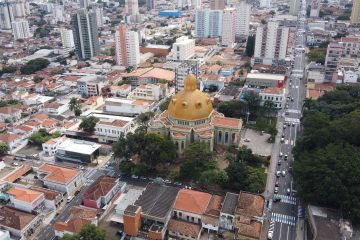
[71,9,100,60]
[115,25,140,67]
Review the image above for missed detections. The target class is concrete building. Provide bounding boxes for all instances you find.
[192,0,201,9]
[95,117,133,141]
[105,98,152,116]
[11,19,30,40]
[175,60,199,92]
[79,0,90,8]
[83,176,122,209]
[210,0,225,10]
[339,37,360,58]
[235,1,251,37]
[115,25,140,67]
[37,164,83,196]
[60,28,75,49]
[219,192,239,231]
[195,8,222,38]
[325,43,343,82]
[221,8,236,47]
[128,84,167,101]
[42,136,66,156]
[246,72,286,88]
[7,187,45,213]
[77,75,107,97]
[146,0,154,11]
[168,36,195,61]
[254,21,290,65]
[71,9,100,60]
[259,0,271,8]
[110,84,132,97]
[55,138,100,164]
[259,87,285,109]
[289,0,300,16]
[125,0,139,15]
[310,0,320,17]
[53,5,65,23]
[351,0,360,24]
[0,2,13,30]
[93,7,104,27]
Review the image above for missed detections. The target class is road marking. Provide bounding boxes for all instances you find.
[274,194,297,205]
[271,213,296,226]
[287,225,290,240]
[279,222,283,239]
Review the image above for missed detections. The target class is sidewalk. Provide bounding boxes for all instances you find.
[296,219,305,240]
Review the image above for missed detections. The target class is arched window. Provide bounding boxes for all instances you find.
[218,131,222,142]
[225,132,229,144]
[175,141,179,150]
[232,133,236,144]
[181,141,185,150]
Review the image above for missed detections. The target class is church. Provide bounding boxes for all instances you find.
[148,74,243,153]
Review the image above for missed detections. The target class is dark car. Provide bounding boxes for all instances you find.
[116,230,123,236]
[75,190,80,196]
[273,197,281,202]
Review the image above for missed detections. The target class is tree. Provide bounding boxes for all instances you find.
[69,97,81,117]
[137,111,155,124]
[218,100,247,119]
[33,76,44,83]
[140,132,176,167]
[262,100,276,116]
[78,116,99,134]
[20,58,50,75]
[245,36,255,57]
[28,130,61,145]
[307,48,326,65]
[199,169,229,187]
[74,108,82,117]
[0,142,8,155]
[61,224,106,240]
[159,97,171,111]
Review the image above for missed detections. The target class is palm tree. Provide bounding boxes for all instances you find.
[69,97,81,116]
[263,100,276,117]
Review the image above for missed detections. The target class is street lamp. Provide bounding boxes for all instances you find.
[246,111,250,124]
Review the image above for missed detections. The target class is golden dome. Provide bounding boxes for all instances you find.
[167,74,213,120]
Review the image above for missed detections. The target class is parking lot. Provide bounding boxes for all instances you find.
[240,128,273,156]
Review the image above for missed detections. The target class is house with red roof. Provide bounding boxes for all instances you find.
[83,175,123,209]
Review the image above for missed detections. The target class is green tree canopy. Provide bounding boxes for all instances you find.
[0,142,8,155]
[28,130,61,145]
[61,224,106,240]
[245,35,255,57]
[159,97,171,111]
[78,116,99,134]
[20,58,50,75]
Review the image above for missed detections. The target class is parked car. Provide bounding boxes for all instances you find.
[284,154,288,160]
[274,187,279,194]
[12,162,19,166]
[276,171,281,177]
[281,137,285,142]
[275,180,279,187]
[279,152,283,157]
[278,160,281,165]
[282,171,286,177]
[273,196,281,202]
[286,188,291,195]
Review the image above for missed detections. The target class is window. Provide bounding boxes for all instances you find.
[191,217,194,222]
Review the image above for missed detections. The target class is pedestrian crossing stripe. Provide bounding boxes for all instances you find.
[274,194,297,205]
[271,213,296,226]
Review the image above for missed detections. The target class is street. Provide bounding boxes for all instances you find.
[266,0,308,239]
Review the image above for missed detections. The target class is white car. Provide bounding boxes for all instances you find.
[276,171,281,177]
[12,162,19,166]
[282,171,286,177]
[279,152,283,157]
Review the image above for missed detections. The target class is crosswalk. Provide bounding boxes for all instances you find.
[271,213,296,226]
[298,207,305,218]
[274,194,297,205]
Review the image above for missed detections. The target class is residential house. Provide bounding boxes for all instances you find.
[29,186,63,209]
[77,75,108,97]
[219,192,239,230]
[0,106,22,123]
[0,133,24,152]
[0,206,42,239]
[36,164,83,196]
[44,102,69,115]
[201,195,223,233]
[54,205,101,238]
[234,192,265,240]
[95,118,133,142]
[42,136,66,156]
[83,176,123,209]
[110,84,132,97]
[7,187,45,213]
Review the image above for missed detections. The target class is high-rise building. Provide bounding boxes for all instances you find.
[11,19,30,40]
[192,0,201,9]
[254,21,290,65]
[115,25,140,67]
[259,0,271,8]
[71,9,100,60]
[210,0,225,10]
[325,43,343,82]
[60,28,75,48]
[289,0,300,15]
[235,1,251,37]
[53,5,65,23]
[125,0,139,15]
[310,0,320,17]
[146,0,154,11]
[168,36,195,61]
[0,2,14,30]
[175,60,199,92]
[12,0,27,18]
[195,8,222,38]
[222,8,236,47]
[79,0,90,8]
[351,0,360,24]
[93,7,103,27]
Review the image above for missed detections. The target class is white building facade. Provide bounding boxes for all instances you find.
[221,8,236,47]
[195,8,222,37]
[60,28,75,49]
[168,36,195,61]
[235,1,251,37]
[115,25,140,67]
[11,19,31,40]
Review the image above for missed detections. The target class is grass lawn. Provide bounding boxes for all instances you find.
[248,116,277,132]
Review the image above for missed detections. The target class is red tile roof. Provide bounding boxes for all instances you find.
[83,175,117,201]
[174,189,212,214]
[211,116,242,128]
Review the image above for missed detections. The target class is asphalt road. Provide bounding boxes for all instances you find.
[268,1,308,240]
